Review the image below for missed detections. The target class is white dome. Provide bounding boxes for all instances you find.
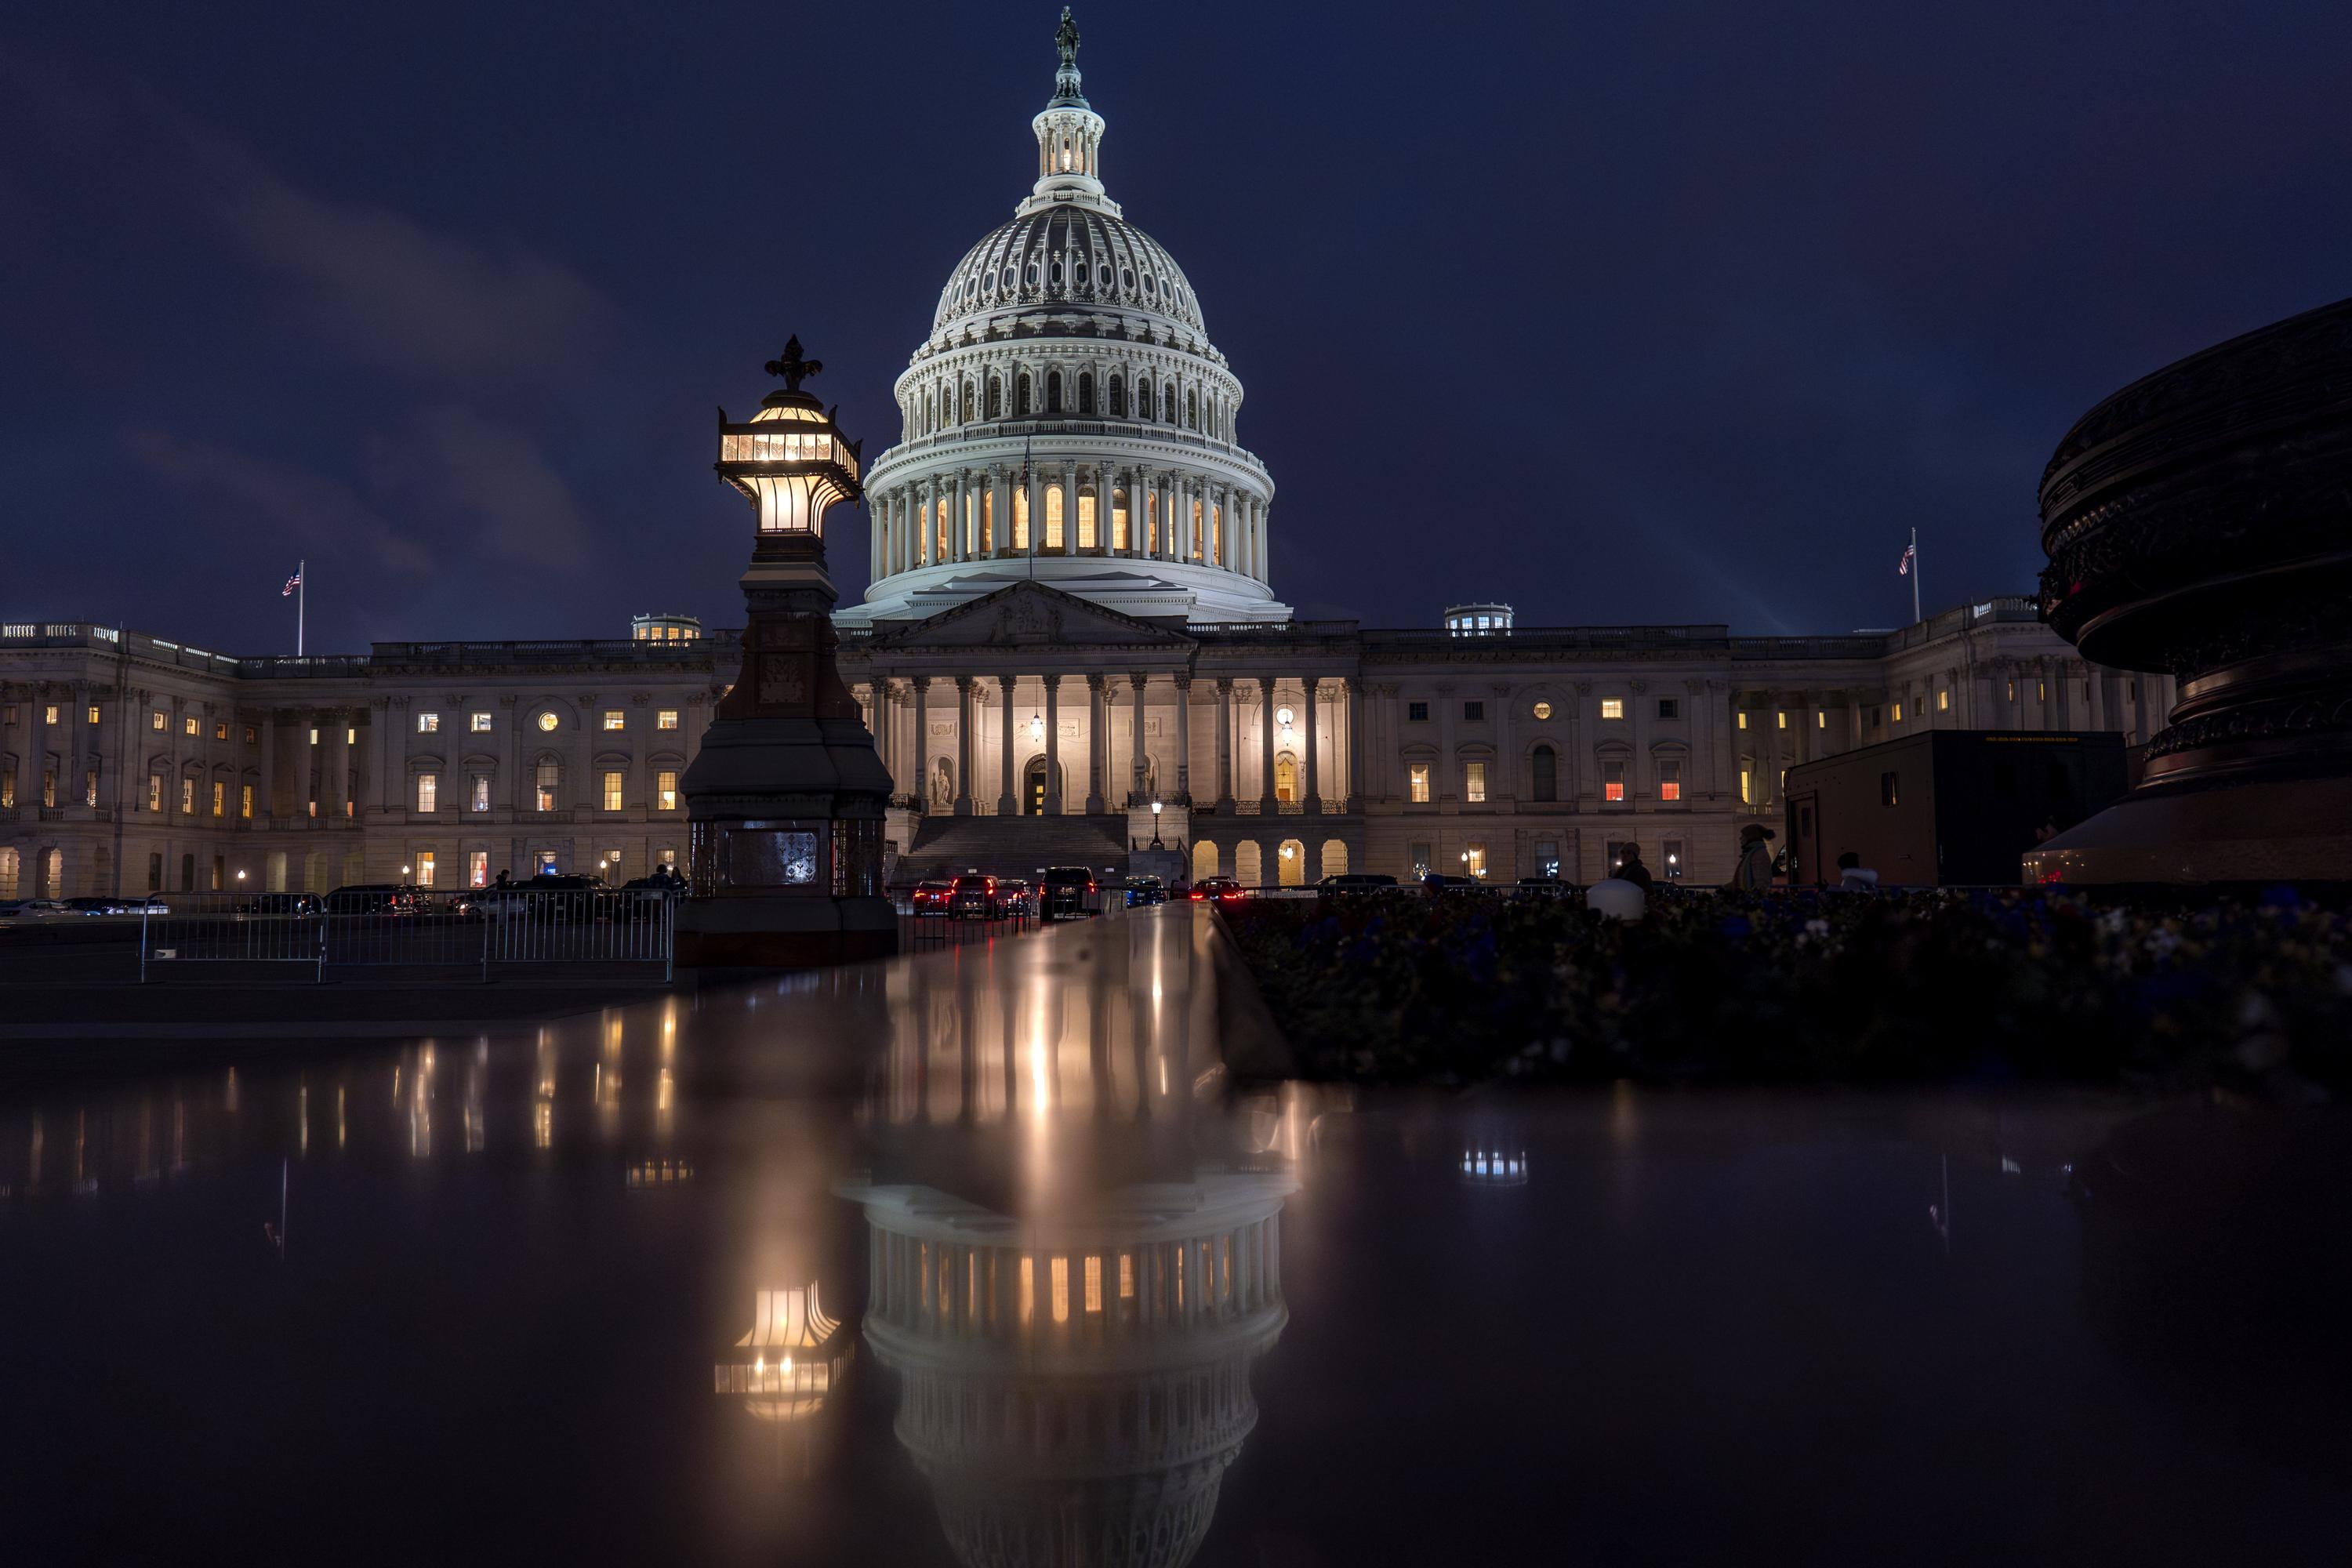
[932,208,1205,339]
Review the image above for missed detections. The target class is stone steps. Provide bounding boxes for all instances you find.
[898,814,1129,884]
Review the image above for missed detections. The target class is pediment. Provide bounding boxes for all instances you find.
[867,580,1198,650]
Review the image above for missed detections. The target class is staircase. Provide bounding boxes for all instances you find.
[898,813,1129,884]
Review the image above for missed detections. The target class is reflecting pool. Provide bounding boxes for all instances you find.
[2,908,2347,1564]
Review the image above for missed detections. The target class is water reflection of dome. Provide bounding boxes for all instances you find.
[1460,1145,1529,1186]
[842,1172,1292,1568]
[713,1283,851,1424]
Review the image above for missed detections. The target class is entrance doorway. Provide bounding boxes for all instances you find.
[1022,757,1062,815]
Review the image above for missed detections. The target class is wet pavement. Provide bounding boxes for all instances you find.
[3,906,2347,1565]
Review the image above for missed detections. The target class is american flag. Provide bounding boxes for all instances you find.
[282,570,302,597]
[1896,543,1915,576]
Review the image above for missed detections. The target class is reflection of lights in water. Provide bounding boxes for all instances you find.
[535,1101,552,1149]
[336,1086,346,1149]
[1460,1146,1530,1185]
[224,1067,238,1113]
[625,1158,693,1188]
[714,1284,848,1424]
[299,1083,308,1156]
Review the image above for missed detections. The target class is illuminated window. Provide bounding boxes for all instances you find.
[1410,840,1432,876]
[1020,1256,1035,1325]
[2007,680,2017,702]
[85,704,102,725]
[417,712,439,733]
[657,710,679,731]
[2038,681,2048,702]
[1603,760,1625,802]
[1077,491,1097,550]
[537,712,558,732]
[1777,711,1788,729]
[41,770,54,808]
[1408,764,1431,804]
[1465,841,1487,877]
[1739,767,1753,804]
[147,775,161,812]
[468,851,488,887]
[657,770,679,811]
[240,784,253,819]
[1532,701,1552,720]
[1881,771,1900,807]
[151,710,165,731]
[309,728,319,745]
[184,716,198,736]
[1737,711,1748,730]
[1659,760,1682,802]
[1119,1252,1135,1300]
[346,727,354,745]
[1817,711,1827,728]
[1601,698,1624,720]
[415,851,436,887]
[85,769,98,807]
[1084,1255,1102,1313]
[602,771,624,811]
[470,712,492,732]
[181,777,195,814]
[1045,487,1065,550]
[535,760,560,812]
[244,725,256,745]
[1663,837,1686,880]
[416,773,438,813]
[1112,495,1128,551]
[603,710,624,731]
[471,775,489,811]
[1937,689,1950,712]
[1465,760,1487,803]
[1893,702,1904,723]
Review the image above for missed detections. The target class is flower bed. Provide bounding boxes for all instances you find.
[1221,887,2352,1091]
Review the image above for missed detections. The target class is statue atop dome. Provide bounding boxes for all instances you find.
[1055,6,1079,67]
[1049,5,1087,107]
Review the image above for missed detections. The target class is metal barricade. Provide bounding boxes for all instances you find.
[140,889,677,982]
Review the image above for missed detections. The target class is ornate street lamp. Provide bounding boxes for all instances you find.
[675,338,898,967]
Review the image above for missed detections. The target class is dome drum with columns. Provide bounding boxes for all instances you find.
[841,9,1287,629]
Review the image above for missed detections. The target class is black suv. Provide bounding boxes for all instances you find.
[1040,866,1098,920]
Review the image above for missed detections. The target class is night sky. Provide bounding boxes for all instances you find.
[5,2,2348,652]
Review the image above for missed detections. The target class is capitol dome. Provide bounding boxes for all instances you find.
[839,9,1287,628]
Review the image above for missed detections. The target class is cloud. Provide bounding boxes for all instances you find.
[371,405,596,569]
[128,430,435,575]
[212,163,609,381]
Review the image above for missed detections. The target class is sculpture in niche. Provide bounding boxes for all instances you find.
[929,757,955,812]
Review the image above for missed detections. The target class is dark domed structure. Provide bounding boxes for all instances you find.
[2025,296,2352,882]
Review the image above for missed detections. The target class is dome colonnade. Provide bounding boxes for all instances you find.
[848,8,1285,626]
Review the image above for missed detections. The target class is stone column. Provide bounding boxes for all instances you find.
[1214,678,1235,810]
[1172,673,1192,804]
[22,684,49,811]
[1056,467,1075,554]
[66,682,88,809]
[912,677,931,815]
[953,677,975,815]
[989,676,1013,813]
[1127,673,1149,805]
[1301,677,1322,812]
[1043,675,1062,813]
[1084,674,1107,814]
[1345,680,1366,811]
[258,710,278,820]
[1257,677,1276,810]
[1024,466,1043,554]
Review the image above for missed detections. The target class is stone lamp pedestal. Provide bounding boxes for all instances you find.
[2024,296,2352,884]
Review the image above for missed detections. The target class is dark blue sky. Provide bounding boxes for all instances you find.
[5,2,2347,650]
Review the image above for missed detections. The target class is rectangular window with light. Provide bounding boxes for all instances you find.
[1408,763,1430,804]
[415,851,436,887]
[656,770,679,811]
[1603,760,1625,801]
[1777,711,1788,729]
[602,771,624,811]
[1601,698,1624,720]
[1893,702,1904,723]
[604,711,625,731]
[1739,768,1753,804]
[184,716,198,737]
[471,775,489,811]
[470,712,492,732]
[147,776,161,812]
[152,710,166,731]
[468,851,488,887]
[417,712,439,733]
[1659,760,1682,802]
[1937,690,1950,712]
[181,778,195,814]
[1737,711,1748,730]
[240,784,253,818]
[657,710,679,731]
[535,761,559,812]
[1465,760,1486,802]
[416,773,438,813]
[87,705,100,725]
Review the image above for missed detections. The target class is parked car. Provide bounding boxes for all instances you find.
[1,898,74,919]
[233,892,320,916]
[950,873,1002,920]
[1040,866,1098,920]
[323,884,420,916]
[470,873,608,919]
[1123,875,1167,907]
[1188,877,1248,904]
[909,880,956,916]
[1316,873,1398,898]
[996,878,1035,916]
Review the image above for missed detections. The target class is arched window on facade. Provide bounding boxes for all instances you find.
[1109,375,1125,416]
[1078,372,1094,415]
[987,376,1003,418]
[1045,487,1065,550]
[1047,372,1064,413]
[1016,373,1032,416]
[1274,754,1298,803]
[1531,744,1557,802]
[1192,840,1218,881]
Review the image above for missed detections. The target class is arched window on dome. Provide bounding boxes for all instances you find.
[960,382,975,423]
[1047,372,1063,414]
[1136,379,1152,421]
[1016,373,1032,416]
[1163,383,1178,423]
[922,392,933,436]
[986,377,1003,419]
[1111,487,1129,550]
[1077,372,1094,416]
[1531,745,1558,803]
[1186,388,1199,430]
[1109,375,1125,417]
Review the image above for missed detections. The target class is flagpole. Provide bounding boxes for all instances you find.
[1909,528,1921,624]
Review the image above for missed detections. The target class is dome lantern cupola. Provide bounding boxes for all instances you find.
[1024,9,1115,216]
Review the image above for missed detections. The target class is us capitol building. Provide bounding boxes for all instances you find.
[0,16,2165,903]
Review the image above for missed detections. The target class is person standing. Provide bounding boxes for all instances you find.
[1614,844,1657,892]
[1730,825,1777,892]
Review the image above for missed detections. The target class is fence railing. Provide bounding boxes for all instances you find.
[140,889,677,982]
